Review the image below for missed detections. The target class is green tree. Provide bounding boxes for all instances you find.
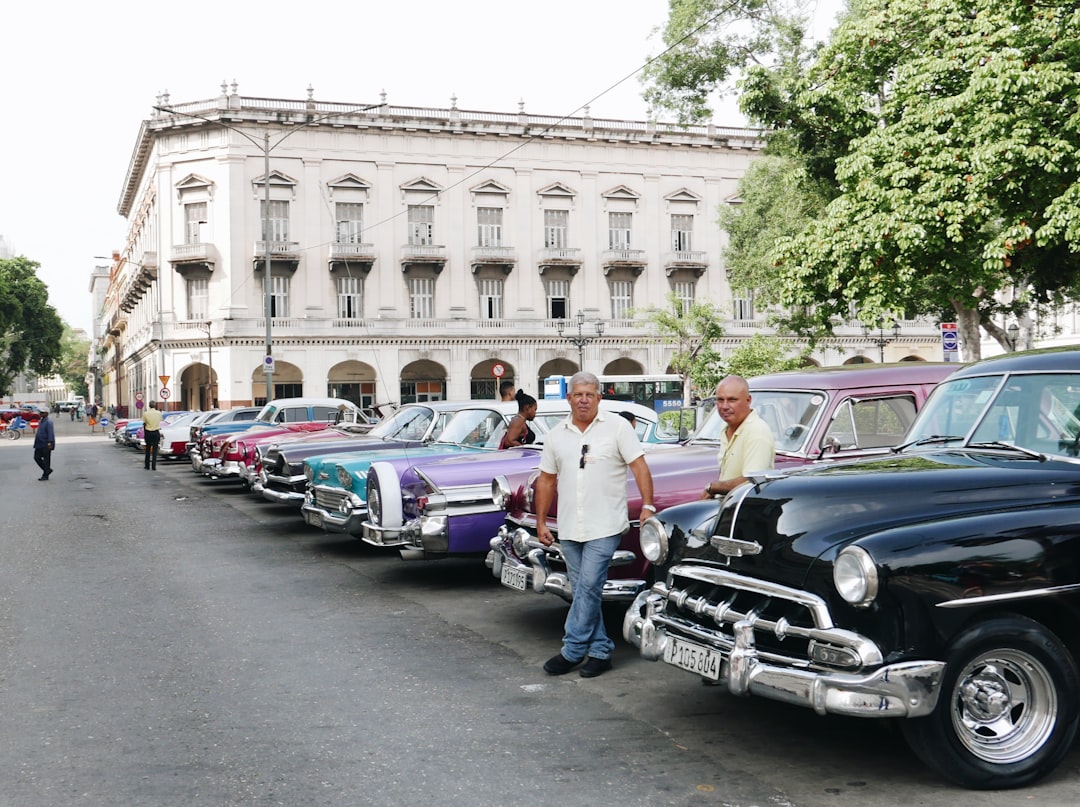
[642,0,821,124]
[0,257,63,397]
[769,0,1080,359]
[718,333,809,378]
[641,293,726,397]
[58,325,91,399]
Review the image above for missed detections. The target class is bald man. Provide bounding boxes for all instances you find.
[702,374,775,498]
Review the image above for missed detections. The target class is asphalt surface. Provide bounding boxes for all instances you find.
[1,415,1078,806]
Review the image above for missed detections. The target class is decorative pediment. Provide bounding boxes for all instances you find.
[664,188,702,204]
[327,174,372,197]
[252,170,298,200]
[471,179,511,195]
[601,185,641,201]
[537,181,578,198]
[176,173,215,200]
[724,193,744,206]
[400,176,443,195]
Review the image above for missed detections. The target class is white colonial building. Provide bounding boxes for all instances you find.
[94,83,942,415]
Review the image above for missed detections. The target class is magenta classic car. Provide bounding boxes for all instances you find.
[486,362,959,603]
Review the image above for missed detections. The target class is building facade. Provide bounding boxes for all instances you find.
[95,84,943,415]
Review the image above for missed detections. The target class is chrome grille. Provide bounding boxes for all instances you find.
[313,487,350,511]
[657,565,825,664]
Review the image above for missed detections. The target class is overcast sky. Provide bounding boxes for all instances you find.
[0,0,843,334]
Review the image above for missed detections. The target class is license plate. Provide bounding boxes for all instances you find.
[664,635,721,681]
[500,564,528,591]
[307,510,324,528]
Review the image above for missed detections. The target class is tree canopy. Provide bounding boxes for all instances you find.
[0,257,64,396]
[770,0,1080,359]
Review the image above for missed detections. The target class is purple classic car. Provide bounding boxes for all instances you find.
[360,400,671,559]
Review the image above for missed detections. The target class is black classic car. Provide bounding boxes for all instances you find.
[623,346,1080,789]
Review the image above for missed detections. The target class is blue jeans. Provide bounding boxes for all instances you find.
[560,534,620,661]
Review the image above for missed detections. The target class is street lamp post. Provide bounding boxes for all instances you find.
[153,98,381,405]
[556,310,605,369]
[199,321,214,408]
[1005,320,1021,351]
[862,317,902,362]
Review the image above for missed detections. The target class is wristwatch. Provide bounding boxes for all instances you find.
[704,484,713,496]
[641,504,657,513]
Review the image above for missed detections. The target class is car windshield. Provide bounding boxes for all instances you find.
[904,372,1080,457]
[435,409,507,448]
[368,405,435,440]
[692,390,828,453]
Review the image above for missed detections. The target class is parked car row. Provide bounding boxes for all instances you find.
[103,351,1080,789]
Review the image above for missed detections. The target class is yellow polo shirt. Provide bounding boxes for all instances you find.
[718,409,775,481]
[142,407,163,431]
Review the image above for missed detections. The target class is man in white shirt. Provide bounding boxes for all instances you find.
[536,372,655,678]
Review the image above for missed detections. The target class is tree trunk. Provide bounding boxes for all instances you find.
[952,303,983,363]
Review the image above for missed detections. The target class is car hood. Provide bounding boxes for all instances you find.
[307,445,491,494]
[403,447,542,490]
[709,450,1080,583]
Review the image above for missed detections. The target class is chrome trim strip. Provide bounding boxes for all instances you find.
[936,583,1080,608]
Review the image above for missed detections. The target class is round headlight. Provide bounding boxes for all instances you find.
[639,518,669,564]
[492,476,511,509]
[833,546,879,607]
[336,466,353,488]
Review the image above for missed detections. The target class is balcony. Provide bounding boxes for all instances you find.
[470,245,516,273]
[329,241,376,261]
[601,248,647,274]
[664,250,708,277]
[118,261,158,312]
[170,242,217,275]
[400,244,448,270]
[537,247,582,274]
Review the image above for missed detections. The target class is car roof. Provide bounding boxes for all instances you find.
[749,362,959,392]
[947,344,1080,377]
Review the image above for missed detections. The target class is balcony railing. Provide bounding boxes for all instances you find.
[538,247,582,264]
[401,244,448,262]
[602,248,647,265]
[329,242,376,260]
[664,250,708,266]
[254,241,301,258]
[470,246,516,264]
[171,242,217,263]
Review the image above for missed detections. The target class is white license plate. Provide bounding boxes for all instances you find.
[664,635,722,681]
[307,511,324,528]
[500,564,528,591]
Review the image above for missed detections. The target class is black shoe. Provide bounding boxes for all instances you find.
[543,653,584,675]
[37,475,47,481]
[579,657,613,678]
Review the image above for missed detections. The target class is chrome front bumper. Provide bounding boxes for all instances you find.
[301,485,366,534]
[623,580,945,719]
[204,459,240,479]
[485,526,646,604]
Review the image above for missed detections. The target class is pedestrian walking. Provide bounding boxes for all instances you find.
[34,409,55,481]
[536,371,654,679]
[142,401,163,470]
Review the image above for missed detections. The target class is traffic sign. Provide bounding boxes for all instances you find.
[159,375,170,387]
[135,400,144,410]
[941,322,959,361]
[160,388,171,400]
[492,363,505,378]
[263,355,276,373]
[134,391,144,402]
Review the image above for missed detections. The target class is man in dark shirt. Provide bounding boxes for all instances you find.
[34,410,55,481]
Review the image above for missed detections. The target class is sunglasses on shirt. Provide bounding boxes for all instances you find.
[580,444,590,469]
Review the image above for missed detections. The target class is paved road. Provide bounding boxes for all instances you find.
[1,415,1078,806]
